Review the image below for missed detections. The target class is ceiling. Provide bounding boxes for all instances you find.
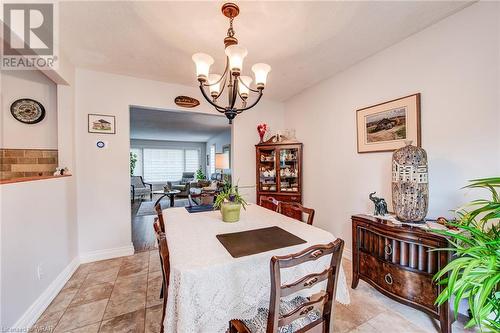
[130,107,230,142]
[60,1,473,101]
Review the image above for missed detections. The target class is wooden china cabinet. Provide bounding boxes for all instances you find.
[256,135,303,220]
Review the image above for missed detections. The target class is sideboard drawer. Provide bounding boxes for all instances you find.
[360,252,438,314]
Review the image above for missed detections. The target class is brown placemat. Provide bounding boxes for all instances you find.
[216,226,306,258]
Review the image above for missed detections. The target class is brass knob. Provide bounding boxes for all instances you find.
[384,273,393,285]
[384,244,393,256]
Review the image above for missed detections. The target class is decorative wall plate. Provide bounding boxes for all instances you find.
[10,98,46,124]
[174,96,200,108]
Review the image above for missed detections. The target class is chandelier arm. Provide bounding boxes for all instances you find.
[198,83,225,113]
[230,76,239,109]
[237,76,261,93]
[202,58,230,88]
[214,73,228,100]
[236,90,263,112]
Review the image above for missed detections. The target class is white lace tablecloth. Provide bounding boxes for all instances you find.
[162,204,350,333]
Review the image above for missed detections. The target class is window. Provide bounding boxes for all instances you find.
[209,145,216,177]
[130,148,200,182]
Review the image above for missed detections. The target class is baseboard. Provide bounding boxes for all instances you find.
[342,248,353,261]
[79,244,135,264]
[12,256,80,330]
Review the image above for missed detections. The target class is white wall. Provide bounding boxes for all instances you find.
[1,70,58,149]
[284,2,500,252]
[74,69,284,256]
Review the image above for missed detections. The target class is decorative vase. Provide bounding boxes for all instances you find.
[221,202,241,222]
[392,141,429,222]
[257,123,268,143]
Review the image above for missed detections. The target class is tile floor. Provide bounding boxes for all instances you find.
[32,251,474,333]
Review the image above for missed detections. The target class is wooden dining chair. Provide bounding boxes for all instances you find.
[278,202,315,225]
[155,202,165,232]
[260,196,280,212]
[229,239,344,333]
[153,219,170,333]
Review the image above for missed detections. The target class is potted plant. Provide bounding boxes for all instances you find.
[196,168,206,180]
[432,177,499,332]
[130,152,137,176]
[213,186,247,222]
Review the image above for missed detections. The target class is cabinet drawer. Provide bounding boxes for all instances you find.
[359,252,438,314]
[274,194,301,203]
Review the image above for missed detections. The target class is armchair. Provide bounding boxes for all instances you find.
[131,176,153,202]
[166,172,195,197]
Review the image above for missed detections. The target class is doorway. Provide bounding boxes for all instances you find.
[129,106,231,252]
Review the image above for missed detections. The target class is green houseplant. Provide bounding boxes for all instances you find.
[433,177,500,332]
[214,186,247,222]
[130,152,137,176]
[196,168,206,180]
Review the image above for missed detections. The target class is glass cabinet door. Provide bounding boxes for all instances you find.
[258,148,277,192]
[279,148,299,193]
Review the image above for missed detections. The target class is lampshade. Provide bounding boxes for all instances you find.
[215,153,229,169]
[224,45,248,74]
[238,76,252,98]
[208,74,222,97]
[251,63,271,89]
[192,53,214,81]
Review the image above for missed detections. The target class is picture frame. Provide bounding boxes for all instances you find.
[356,93,420,153]
[88,114,116,134]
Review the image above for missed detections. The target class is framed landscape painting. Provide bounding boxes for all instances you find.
[88,114,116,134]
[356,93,420,153]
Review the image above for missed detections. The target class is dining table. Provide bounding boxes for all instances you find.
[162,204,350,333]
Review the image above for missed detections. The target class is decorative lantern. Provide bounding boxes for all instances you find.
[391,141,429,222]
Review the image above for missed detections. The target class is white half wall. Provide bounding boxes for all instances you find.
[1,70,58,149]
[284,2,500,251]
[74,69,284,255]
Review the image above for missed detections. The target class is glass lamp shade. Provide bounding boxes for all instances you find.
[224,45,248,74]
[251,63,271,89]
[238,75,253,98]
[192,53,214,81]
[208,74,222,97]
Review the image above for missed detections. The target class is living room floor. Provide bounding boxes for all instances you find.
[32,252,473,333]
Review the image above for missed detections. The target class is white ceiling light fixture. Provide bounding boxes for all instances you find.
[192,2,271,124]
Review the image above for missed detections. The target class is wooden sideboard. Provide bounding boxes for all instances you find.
[351,215,452,333]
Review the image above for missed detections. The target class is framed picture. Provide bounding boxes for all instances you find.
[356,93,420,153]
[88,114,116,134]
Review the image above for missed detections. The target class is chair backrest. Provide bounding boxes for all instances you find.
[266,239,344,333]
[131,176,146,188]
[278,202,315,225]
[181,172,195,183]
[155,202,166,232]
[153,218,170,293]
[260,196,280,212]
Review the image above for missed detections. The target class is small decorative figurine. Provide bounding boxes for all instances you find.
[369,192,388,216]
[257,123,268,143]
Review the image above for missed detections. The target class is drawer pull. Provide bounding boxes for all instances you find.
[384,273,393,285]
[384,244,393,256]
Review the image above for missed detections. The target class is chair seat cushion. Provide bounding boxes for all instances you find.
[134,188,151,194]
[241,296,320,333]
[172,185,187,191]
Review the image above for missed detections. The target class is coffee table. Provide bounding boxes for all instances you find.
[153,189,181,207]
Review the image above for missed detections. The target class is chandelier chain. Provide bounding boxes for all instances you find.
[227,17,235,38]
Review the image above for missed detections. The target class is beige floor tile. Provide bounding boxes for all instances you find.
[333,304,365,333]
[148,252,161,273]
[87,258,123,273]
[82,267,120,287]
[344,282,389,322]
[348,321,379,333]
[70,282,114,307]
[99,309,145,333]
[45,289,79,314]
[63,323,101,333]
[54,299,108,332]
[146,271,163,308]
[31,310,65,332]
[118,260,149,278]
[145,304,163,333]
[362,311,428,333]
[114,272,148,291]
[103,290,146,320]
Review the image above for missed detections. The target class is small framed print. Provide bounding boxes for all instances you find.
[356,93,420,153]
[88,114,116,134]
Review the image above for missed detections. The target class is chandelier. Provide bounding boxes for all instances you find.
[192,3,271,124]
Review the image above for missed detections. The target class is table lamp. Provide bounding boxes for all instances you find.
[215,153,229,181]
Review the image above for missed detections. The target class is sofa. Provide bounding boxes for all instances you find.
[166,172,195,197]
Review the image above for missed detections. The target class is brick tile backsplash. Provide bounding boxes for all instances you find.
[0,149,58,180]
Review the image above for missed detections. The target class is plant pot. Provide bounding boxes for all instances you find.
[220,202,241,222]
